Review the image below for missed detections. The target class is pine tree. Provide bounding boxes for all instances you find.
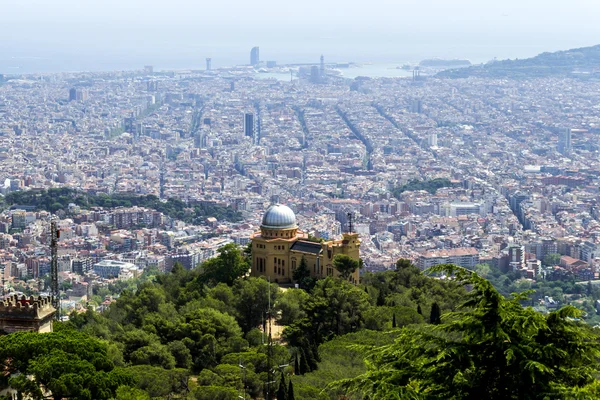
[288,379,295,400]
[376,289,385,306]
[429,302,441,325]
[299,348,309,375]
[306,345,318,371]
[277,370,287,400]
[294,353,300,375]
[293,256,312,290]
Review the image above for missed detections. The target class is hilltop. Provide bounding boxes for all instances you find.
[438,44,600,78]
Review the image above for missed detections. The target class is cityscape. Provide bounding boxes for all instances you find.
[2,35,600,398]
[1,47,599,303]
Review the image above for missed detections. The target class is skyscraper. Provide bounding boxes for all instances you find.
[557,127,572,155]
[320,55,325,79]
[244,113,255,138]
[310,66,320,84]
[428,132,438,148]
[206,58,212,71]
[69,88,88,102]
[411,99,423,113]
[250,47,260,66]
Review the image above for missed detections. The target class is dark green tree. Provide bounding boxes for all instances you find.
[292,256,315,290]
[277,370,287,400]
[275,288,309,326]
[0,329,134,400]
[430,301,441,325]
[543,253,562,267]
[200,243,249,286]
[288,379,295,400]
[233,277,278,333]
[299,348,310,375]
[332,254,360,280]
[294,353,300,375]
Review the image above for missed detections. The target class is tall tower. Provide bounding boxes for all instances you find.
[320,54,325,80]
[244,113,255,139]
[557,127,572,156]
[250,47,260,66]
[206,58,212,71]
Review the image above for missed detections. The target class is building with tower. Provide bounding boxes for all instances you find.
[250,204,361,284]
[250,47,260,66]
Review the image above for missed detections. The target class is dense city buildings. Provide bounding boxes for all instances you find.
[1,61,600,311]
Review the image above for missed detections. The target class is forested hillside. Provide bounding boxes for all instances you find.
[1,249,599,399]
[438,44,600,78]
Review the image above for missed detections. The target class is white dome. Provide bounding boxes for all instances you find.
[261,204,297,229]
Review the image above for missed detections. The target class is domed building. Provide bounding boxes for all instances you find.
[250,204,360,284]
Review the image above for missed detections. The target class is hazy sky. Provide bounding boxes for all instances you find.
[0,0,598,72]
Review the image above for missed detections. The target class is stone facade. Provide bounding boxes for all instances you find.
[0,295,56,334]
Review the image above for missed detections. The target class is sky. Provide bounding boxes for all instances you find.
[0,0,598,73]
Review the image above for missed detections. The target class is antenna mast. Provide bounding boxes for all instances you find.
[50,219,60,320]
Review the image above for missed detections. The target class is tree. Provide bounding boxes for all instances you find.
[283,277,370,353]
[299,349,310,375]
[288,379,295,400]
[474,263,491,277]
[233,277,279,333]
[333,265,600,399]
[275,288,309,326]
[332,254,359,280]
[294,354,300,375]
[126,365,189,398]
[200,243,249,286]
[543,253,562,267]
[168,340,193,369]
[114,386,151,400]
[430,302,441,325]
[190,386,238,400]
[277,370,288,400]
[292,256,315,290]
[129,343,176,369]
[0,329,133,400]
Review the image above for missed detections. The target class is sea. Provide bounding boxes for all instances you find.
[0,40,592,78]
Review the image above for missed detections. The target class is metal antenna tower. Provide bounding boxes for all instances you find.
[50,219,60,320]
